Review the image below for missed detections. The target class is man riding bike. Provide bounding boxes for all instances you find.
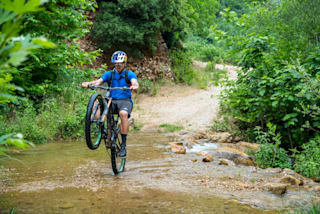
[81,51,139,158]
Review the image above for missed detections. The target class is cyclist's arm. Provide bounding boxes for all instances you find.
[130,78,139,91]
[81,78,104,89]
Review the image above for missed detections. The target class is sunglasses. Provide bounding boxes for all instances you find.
[115,63,124,66]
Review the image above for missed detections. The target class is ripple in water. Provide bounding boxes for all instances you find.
[187,143,218,153]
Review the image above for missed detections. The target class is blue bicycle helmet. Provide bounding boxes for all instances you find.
[111,51,127,63]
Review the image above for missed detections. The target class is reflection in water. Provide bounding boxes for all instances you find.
[0,132,274,214]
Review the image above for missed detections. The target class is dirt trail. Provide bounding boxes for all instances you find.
[132,62,239,131]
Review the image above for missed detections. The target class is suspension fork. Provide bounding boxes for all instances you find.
[101,98,113,148]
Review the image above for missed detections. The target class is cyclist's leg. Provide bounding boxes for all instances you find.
[113,100,133,134]
[114,100,133,158]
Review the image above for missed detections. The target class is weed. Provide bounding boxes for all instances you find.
[286,203,320,214]
[159,124,184,132]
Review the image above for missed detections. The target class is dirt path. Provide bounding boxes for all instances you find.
[132,62,238,131]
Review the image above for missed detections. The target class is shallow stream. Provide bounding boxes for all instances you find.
[1,132,277,213]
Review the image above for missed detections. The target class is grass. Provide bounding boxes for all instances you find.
[159,124,184,132]
[286,203,320,214]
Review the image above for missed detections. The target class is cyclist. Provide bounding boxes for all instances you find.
[82,51,139,158]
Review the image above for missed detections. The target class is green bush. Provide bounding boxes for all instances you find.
[170,50,196,85]
[253,123,291,169]
[293,136,320,180]
[255,143,291,169]
[91,0,188,56]
[137,78,158,96]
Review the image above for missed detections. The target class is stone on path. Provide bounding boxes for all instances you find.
[202,154,214,162]
[264,183,288,196]
[216,147,255,166]
[170,142,186,154]
[218,159,235,166]
[280,175,303,186]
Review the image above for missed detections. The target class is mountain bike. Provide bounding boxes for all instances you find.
[85,85,128,175]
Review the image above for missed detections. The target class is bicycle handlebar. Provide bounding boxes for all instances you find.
[88,85,130,91]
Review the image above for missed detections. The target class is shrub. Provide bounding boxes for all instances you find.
[254,123,291,169]
[137,78,158,96]
[170,50,196,85]
[255,143,291,169]
[293,136,320,180]
[91,0,188,56]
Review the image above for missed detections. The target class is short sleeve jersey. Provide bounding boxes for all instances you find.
[101,68,137,100]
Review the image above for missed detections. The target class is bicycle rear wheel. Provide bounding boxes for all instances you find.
[111,125,126,175]
[85,93,104,150]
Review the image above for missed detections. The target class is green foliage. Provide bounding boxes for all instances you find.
[288,203,320,214]
[254,124,291,169]
[0,133,34,156]
[137,77,158,96]
[0,87,91,143]
[91,0,188,56]
[185,0,219,37]
[159,124,184,132]
[0,0,55,156]
[0,0,55,104]
[170,50,196,85]
[293,136,320,180]
[11,0,100,100]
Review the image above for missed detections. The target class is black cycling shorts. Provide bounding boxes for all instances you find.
[110,99,133,117]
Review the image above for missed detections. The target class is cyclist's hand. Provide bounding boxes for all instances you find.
[82,82,90,89]
[130,85,138,91]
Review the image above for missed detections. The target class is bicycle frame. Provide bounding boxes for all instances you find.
[88,85,129,148]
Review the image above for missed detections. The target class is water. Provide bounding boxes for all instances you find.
[0,132,276,214]
[187,142,218,153]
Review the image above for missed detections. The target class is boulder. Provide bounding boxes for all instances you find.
[170,142,186,154]
[264,183,288,195]
[211,132,232,143]
[280,175,303,186]
[194,131,207,140]
[218,159,235,166]
[216,147,255,166]
[197,151,208,156]
[236,141,260,151]
[310,185,320,193]
[202,154,214,162]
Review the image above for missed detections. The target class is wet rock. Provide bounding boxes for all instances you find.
[233,135,241,142]
[170,142,186,154]
[282,168,296,176]
[179,130,189,135]
[218,159,235,166]
[264,183,288,196]
[202,154,214,162]
[194,131,207,140]
[236,141,260,151]
[280,175,303,186]
[211,132,232,143]
[263,168,283,174]
[216,147,255,166]
[310,185,320,193]
[197,151,208,156]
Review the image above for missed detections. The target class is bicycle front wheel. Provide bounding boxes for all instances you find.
[111,126,126,175]
[85,93,104,150]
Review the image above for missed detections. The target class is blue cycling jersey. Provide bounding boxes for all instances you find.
[101,68,137,100]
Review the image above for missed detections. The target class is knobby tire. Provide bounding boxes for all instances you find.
[85,93,104,150]
[110,125,126,175]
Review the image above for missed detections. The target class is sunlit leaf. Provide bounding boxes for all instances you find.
[32,38,56,48]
